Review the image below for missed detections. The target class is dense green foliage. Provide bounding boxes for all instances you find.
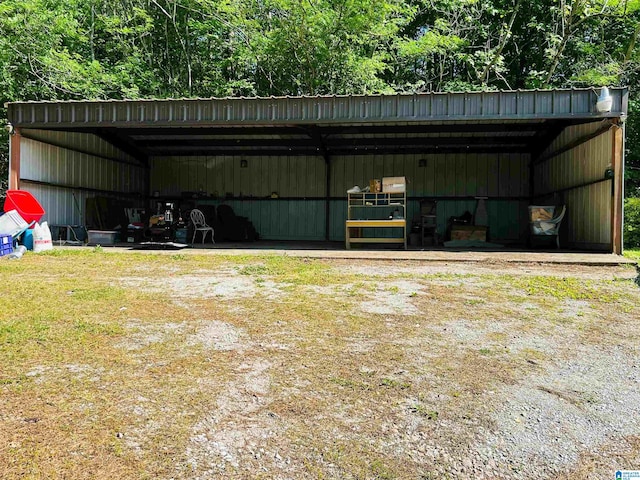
[0,2,639,208]
[624,197,640,247]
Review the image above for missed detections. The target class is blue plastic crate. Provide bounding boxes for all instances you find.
[0,234,13,257]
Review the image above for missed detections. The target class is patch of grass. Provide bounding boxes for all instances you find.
[485,331,507,342]
[623,248,640,260]
[239,264,271,276]
[379,378,411,390]
[38,249,69,257]
[330,377,371,391]
[236,256,356,286]
[510,275,622,302]
[409,404,439,420]
[518,348,547,363]
[370,459,396,479]
[464,298,485,306]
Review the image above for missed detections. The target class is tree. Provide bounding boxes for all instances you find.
[1,0,640,202]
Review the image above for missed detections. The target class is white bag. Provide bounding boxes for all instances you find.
[33,221,53,253]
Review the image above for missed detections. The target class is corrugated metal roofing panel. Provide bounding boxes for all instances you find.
[7,88,628,128]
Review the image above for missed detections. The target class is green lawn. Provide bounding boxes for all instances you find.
[624,248,640,261]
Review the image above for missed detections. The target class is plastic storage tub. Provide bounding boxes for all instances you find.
[0,210,30,238]
[3,190,45,226]
[0,234,13,257]
[87,230,119,245]
[175,228,188,243]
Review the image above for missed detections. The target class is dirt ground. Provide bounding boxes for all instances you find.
[1,252,639,479]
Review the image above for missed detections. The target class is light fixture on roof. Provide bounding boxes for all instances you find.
[595,86,613,113]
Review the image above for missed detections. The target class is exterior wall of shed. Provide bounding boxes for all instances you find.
[15,129,146,227]
[150,153,530,242]
[532,122,615,251]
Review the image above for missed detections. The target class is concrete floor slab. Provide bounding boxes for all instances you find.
[58,242,637,266]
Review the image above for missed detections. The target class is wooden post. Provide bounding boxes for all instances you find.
[9,127,21,190]
[611,123,624,255]
[325,154,331,242]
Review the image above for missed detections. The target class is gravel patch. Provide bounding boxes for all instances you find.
[359,280,423,316]
[117,321,186,351]
[360,293,419,315]
[187,321,248,351]
[183,359,288,477]
[342,261,637,280]
[476,345,640,477]
[119,275,285,301]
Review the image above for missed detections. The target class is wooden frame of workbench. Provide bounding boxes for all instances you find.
[345,191,407,250]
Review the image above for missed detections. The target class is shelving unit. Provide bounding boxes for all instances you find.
[345,191,407,249]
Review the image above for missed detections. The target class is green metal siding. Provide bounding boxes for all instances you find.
[152,152,530,243]
[331,153,529,198]
[150,155,326,197]
[194,199,325,241]
[533,123,613,249]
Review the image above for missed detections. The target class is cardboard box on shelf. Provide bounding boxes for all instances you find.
[382,176,406,193]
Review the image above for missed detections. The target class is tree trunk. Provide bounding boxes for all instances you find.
[480,0,522,84]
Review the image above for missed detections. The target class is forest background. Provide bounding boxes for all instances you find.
[1,0,639,245]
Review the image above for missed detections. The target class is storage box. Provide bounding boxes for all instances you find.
[87,230,118,245]
[126,228,144,243]
[369,179,381,193]
[0,210,29,237]
[450,225,487,242]
[0,234,13,257]
[382,176,406,193]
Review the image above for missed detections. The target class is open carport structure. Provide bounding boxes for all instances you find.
[5,87,628,252]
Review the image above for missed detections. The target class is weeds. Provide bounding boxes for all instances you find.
[0,250,638,479]
[409,404,439,420]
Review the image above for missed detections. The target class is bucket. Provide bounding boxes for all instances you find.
[3,190,45,227]
[23,229,34,250]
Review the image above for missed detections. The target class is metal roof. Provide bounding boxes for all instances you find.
[9,88,627,159]
[7,88,628,129]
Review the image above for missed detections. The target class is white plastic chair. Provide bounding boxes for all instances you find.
[190,208,214,244]
[530,205,566,249]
